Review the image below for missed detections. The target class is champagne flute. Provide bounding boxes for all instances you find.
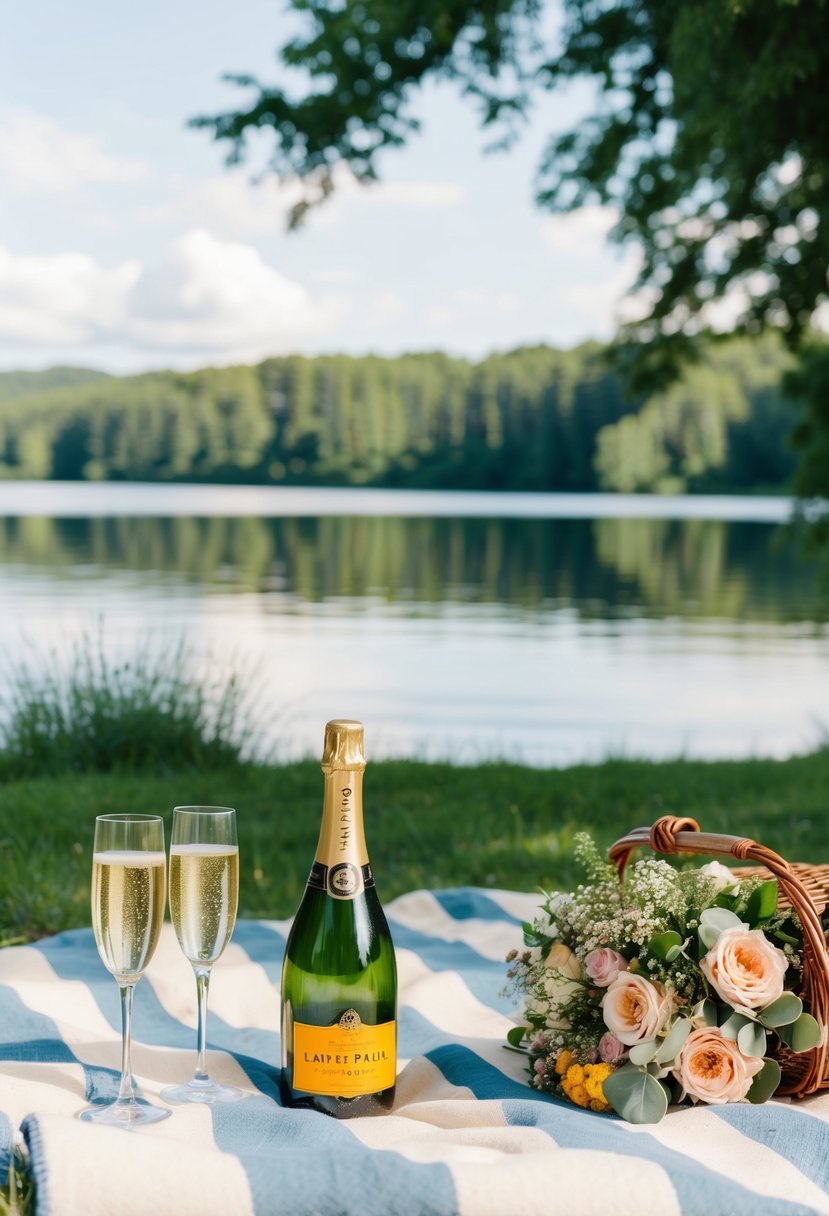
[162,806,242,1103]
[81,813,170,1126]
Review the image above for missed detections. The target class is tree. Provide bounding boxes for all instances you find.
[193,0,829,498]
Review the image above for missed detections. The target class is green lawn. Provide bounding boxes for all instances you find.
[3,751,829,944]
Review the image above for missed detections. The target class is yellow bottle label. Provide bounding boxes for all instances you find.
[292,1011,396,1097]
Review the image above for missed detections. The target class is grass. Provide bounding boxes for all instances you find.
[3,750,829,944]
[0,634,258,780]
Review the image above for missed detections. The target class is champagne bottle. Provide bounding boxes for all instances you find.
[280,719,397,1117]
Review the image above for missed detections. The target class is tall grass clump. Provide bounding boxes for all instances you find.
[0,637,260,778]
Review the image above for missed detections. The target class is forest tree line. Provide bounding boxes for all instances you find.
[0,336,803,493]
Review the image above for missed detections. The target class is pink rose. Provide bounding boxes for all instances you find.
[673,1026,764,1104]
[700,926,788,1011]
[601,973,671,1046]
[585,948,629,988]
[598,1032,625,1063]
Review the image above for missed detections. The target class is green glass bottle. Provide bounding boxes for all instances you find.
[280,719,397,1117]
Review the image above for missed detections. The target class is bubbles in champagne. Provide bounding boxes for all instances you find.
[169,844,239,964]
[91,851,166,980]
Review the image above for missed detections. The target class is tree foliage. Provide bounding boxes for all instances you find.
[192,0,829,521]
[193,0,829,386]
[0,339,799,492]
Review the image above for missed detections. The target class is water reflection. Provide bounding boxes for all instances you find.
[0,513,823,625]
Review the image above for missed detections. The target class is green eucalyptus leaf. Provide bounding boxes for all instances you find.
[747,1058,782,1104]
[720,1010,751,1040]
[655,1018,693,1065]
[758,992,802,1029]
[691,998,718,1027]
[629,1040,658,1066]
[507,1024,527,1048]
[653,1023,688,1067]
[698,907,745,949]
[700,907,745,931]
[603,1065,669,1125]
[745,880,779,926]
[778,1012,822,1053]
[698,923,720,950]
[649,931,684,961]
[737,1021,767,1058]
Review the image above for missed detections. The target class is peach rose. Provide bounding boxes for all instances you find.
[673,1026,763,1104]
[585,948,629,988]
[700,926,788,1011]
[601,973,671,1046]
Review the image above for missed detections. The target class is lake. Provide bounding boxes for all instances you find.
[0,483,826,766]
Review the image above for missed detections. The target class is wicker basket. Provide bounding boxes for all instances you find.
[608,814,829,1099]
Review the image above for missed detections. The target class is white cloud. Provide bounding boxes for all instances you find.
[0,230,338,364]
[0,109,152,192]
[0,246,140,344]
[128,229,336,357]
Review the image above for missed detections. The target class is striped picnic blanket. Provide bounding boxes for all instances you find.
[2,887,829,1216]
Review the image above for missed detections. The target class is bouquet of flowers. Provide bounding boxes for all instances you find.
[506,834,822,1123]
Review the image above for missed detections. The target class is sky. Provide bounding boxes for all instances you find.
[0,1,639,374]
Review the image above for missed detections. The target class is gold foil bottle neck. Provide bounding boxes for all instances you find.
[321,719,366,772]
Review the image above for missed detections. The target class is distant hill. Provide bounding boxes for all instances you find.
[0,340,801,492]
[0,366,110,406]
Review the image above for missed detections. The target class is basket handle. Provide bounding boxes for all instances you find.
[609,816,829,1042]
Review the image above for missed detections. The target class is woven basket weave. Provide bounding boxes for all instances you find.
[608,815,829,1099]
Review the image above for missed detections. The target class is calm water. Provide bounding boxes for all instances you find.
[0,483,826,765]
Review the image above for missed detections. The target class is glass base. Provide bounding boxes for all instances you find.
[79,1099,171,1127]
[160,1078,244,1105]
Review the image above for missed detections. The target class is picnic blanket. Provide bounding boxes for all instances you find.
[2,887,829,1216]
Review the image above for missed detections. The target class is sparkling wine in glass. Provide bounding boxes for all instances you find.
[81,813,170,1126]
[162,805,242,1104]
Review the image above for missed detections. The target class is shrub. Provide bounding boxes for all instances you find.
[0,636,259,777]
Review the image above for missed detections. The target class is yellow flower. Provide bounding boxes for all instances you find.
[564,1063,585,1087]
[583,1062,613,1105]
[554,1050,573,1076]
[557,1056,613,1114]
[566,1083,590,1108]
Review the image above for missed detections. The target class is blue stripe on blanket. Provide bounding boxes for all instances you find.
[714,1104,829,1195]
[0,1111,12,1184]
[431,888,522,924]
[19,1116,53,1216]
[0,983,114,1100]
[211,1101,459,1216]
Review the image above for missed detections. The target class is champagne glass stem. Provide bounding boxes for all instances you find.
[116,982,137,1105]
[193,966,212,1083]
